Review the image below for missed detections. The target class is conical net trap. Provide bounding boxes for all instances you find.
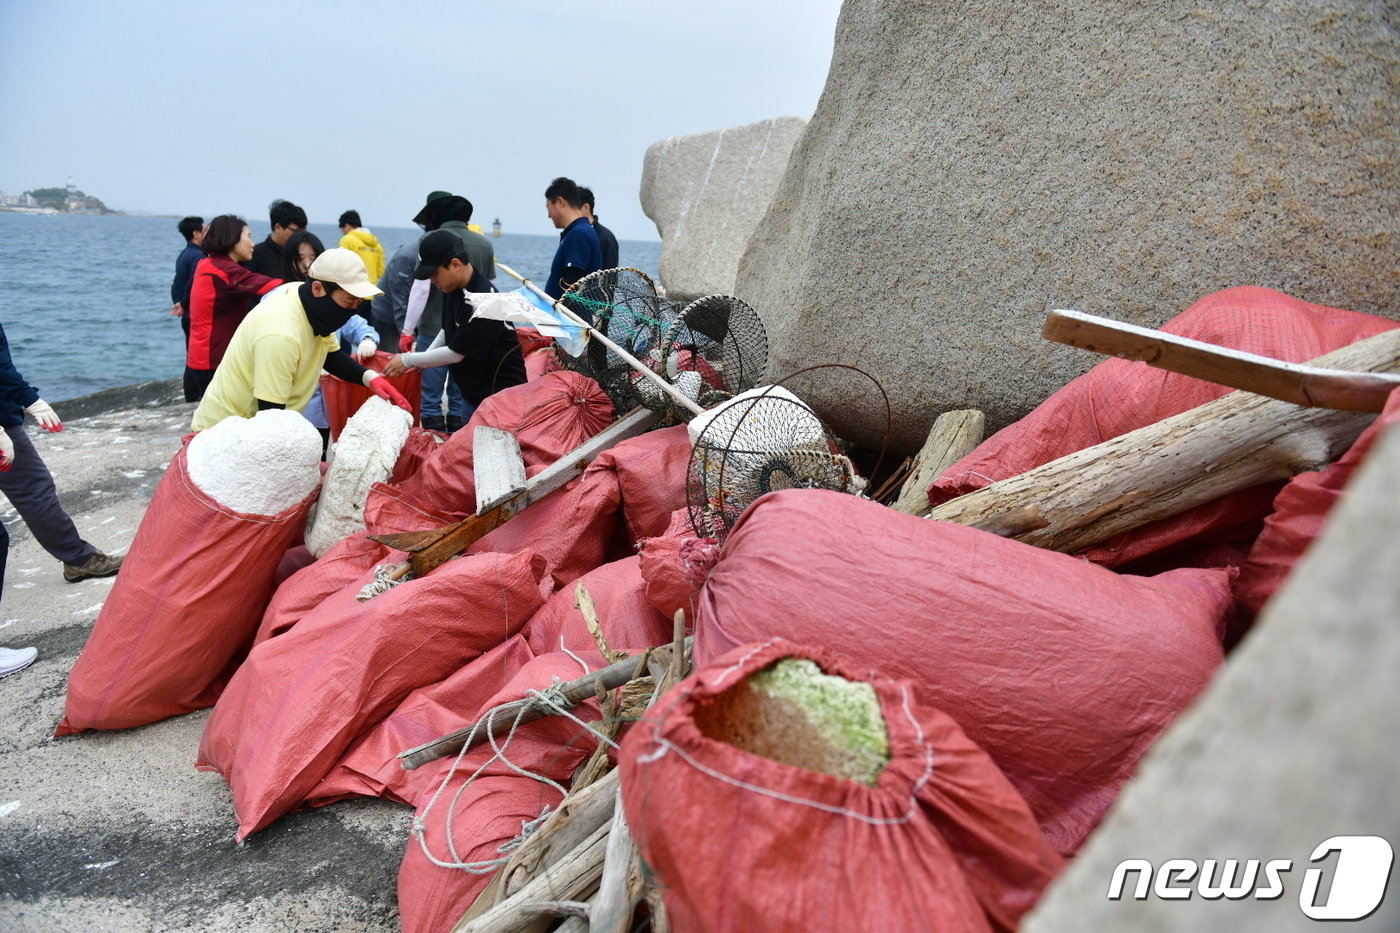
[686,388,865,543]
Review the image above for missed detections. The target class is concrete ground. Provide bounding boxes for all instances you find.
[0,380,407,932]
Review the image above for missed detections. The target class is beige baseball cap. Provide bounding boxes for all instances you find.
[307,248,383,299]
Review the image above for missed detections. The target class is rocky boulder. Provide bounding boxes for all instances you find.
[738,1,1400,451]
[641,116,807,301]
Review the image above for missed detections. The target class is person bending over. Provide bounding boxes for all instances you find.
[382,230,525,421]
[191,249,409,432]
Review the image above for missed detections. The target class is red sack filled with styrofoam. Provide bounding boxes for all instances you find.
[313,644,605,809]
[522,556,672,656]
[396,371,614,518]
[929,286,1399,568]
[57,423,321,736]
[591,424,694,543]
[197,549,550,841]
[620,639,1064,933]
[694,489,1233,855]
[252,530,391,646]
[1235,388,1400,618]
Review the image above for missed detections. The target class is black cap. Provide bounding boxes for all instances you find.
[413,230,470,279]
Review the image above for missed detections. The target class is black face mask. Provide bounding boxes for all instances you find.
[300,282,355,336]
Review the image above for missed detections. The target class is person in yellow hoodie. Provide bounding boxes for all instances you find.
[337,210,386,282]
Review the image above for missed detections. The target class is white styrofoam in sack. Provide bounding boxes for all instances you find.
[187,409,324,516]
[305,396,413,557]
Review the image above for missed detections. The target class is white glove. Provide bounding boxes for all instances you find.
[0,429,13,470]
[354,336,378,361]
[26,399,63,432]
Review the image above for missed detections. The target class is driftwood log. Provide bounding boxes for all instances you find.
[398,653,651,770]
[455,821,610,933]
[891,409,986,515]
[924,328,1400,553]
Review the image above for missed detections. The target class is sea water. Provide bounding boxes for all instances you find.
[0,212,660,402]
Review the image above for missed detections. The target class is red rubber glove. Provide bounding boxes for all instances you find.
[399,333,415,353]
[368,376,412,413]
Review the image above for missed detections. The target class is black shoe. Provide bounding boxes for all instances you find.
[421,417,447,433]
[445,417,465,434]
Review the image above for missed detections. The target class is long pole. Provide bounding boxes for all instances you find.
[496,261,704,417]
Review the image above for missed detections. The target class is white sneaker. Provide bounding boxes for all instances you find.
[0,646,38,677]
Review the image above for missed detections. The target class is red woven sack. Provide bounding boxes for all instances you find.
[522,555,672,656]
[393,649,617,933]
[620,639,1064,933]
[252,530,390,646]
[637,507,713,621]
[397,776,567,933]
[1235,388,1400,617]
[591,424,694,543]
[196,549,550,841]
[309,634,536,807]
[311,641,611,809]
[56,446,317,735]
[467,463,625,590]
[694,489,1232,855]
[396,371,614,518]
[387,427,446,486]
[929,286,1399,568]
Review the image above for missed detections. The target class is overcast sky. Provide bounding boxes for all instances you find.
[0,1,843,241]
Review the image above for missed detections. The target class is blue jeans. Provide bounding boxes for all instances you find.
[416,333,467,423]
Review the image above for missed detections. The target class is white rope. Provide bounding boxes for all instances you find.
[355,563,412,601]
[411,675,625,871]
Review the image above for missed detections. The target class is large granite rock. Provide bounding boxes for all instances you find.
[641,116,807,301]
[1022,416,1400,932]
[738,1,1400,451]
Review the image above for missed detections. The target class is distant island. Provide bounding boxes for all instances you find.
[0,177,116,214]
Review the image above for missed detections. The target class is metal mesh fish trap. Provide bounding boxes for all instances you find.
[686,391,864,543]
[553,269,768,420]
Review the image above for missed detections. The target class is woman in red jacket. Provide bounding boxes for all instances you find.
[184,215,282,402]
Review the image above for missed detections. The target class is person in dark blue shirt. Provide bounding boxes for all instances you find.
[170,215,205,346]
[543,177,603,317]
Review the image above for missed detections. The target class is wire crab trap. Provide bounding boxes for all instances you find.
[686,387,866,543]
[554,268,768,421]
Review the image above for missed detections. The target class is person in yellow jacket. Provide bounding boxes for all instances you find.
[337,210,386,282]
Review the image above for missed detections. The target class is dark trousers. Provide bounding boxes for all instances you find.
[0,424,95,567]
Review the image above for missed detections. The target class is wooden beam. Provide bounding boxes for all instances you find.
[371,407,663,577]
[925,328,1400,554]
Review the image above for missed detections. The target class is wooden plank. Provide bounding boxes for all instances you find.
[370,407,664,576]
[1044,309,1400,412]
[473,426,527,515]
[891,409,985,515]
[925,327,1400,554]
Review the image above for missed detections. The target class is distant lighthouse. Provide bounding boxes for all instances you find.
[492,217,502,238]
